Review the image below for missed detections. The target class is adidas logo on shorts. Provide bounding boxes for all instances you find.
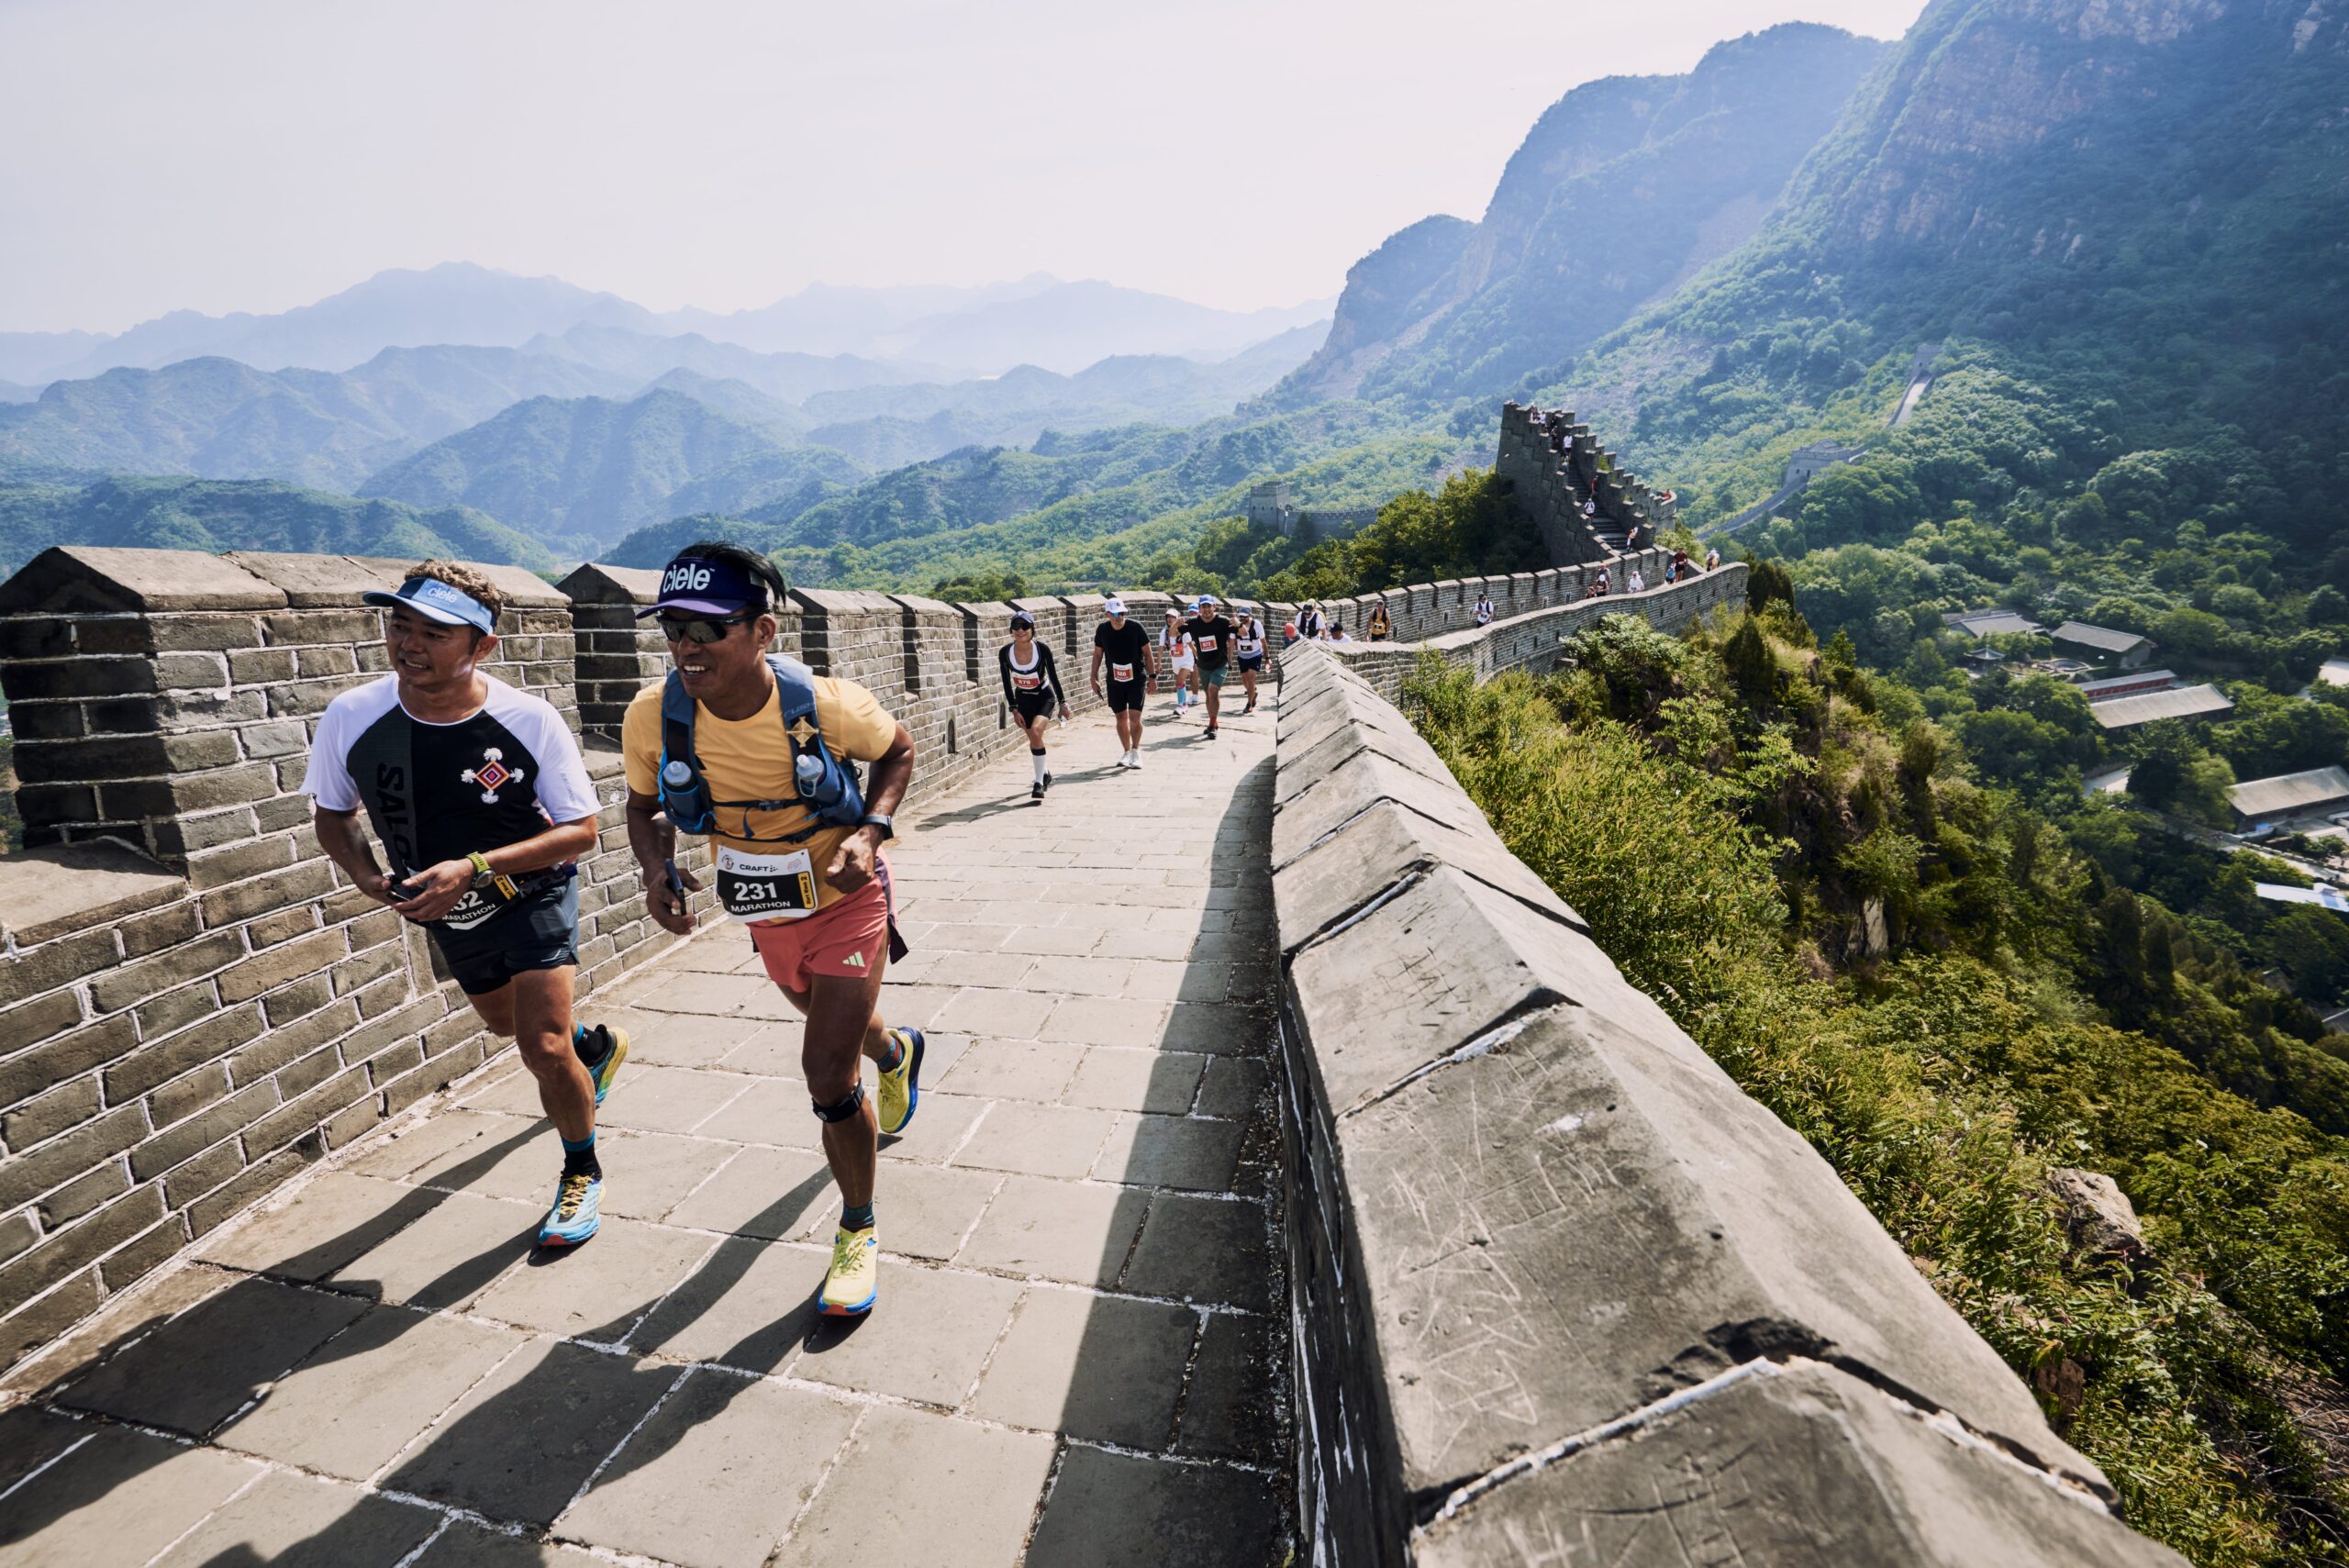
[842,951,866,969]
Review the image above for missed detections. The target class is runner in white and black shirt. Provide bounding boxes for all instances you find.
[1000,609,1072,800]
[1231,609,1266,716]
[305,562,629,1250]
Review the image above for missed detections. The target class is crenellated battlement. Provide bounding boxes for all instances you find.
[1495,401,1682,567]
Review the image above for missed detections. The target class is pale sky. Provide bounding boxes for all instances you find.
[0,0,1931,334]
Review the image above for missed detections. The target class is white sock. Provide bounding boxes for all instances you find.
[1032,749,1048,783]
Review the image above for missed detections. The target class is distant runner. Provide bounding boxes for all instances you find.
[623,542,919,1318]
[1163,609,1197,717]
[306,561,626,1250]
[1232,608,1266,716]
[1183,594,1238,740]
[1090,595,1156,769]
[1001,609,1072,799]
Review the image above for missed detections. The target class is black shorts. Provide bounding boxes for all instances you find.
[1236,654,1264,673]
[430,878,580,995]
[1107,678,1147,713]
[1012,691,1057,724]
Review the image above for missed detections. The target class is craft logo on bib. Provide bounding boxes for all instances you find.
[461,747,523,804]
[1196,636,1218,652]
[1110,662,1136,682]
[1013,672,1041,690]
[662,562,714,595]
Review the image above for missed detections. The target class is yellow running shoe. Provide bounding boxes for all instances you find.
[577,1023,629,1106]
[820,1226,878,1316]
[875,1028,924,1135]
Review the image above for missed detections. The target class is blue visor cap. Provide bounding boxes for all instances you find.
[638,554,768,619]
[362,576,496,635]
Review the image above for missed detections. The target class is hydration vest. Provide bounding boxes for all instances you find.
[658,654,865,842]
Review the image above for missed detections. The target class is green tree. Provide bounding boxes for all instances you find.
[2270,907,2349,1008]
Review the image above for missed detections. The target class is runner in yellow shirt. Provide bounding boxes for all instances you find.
[622,542,918,1317]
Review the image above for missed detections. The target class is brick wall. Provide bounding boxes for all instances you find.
[0,548,729,1367]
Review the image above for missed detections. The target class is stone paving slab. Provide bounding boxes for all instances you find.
[0,701,1290,1565]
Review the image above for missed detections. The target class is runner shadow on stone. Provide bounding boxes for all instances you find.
[0,1121,850,1561]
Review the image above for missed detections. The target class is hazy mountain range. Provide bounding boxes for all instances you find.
[0,266,1333,384]
[0,317,1329,550]
[7,0,2336,617]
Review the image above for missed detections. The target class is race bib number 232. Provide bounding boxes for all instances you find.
[717,845,818,922]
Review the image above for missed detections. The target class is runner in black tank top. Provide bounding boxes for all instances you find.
[1000,610,1071,800]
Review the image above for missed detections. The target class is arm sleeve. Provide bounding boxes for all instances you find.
[299,702,360,811]
[528,708,603,826]
[1038,645,1065,704]
[997,645,1015,708]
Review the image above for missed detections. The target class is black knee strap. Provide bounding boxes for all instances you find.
[811,1083,865,1123]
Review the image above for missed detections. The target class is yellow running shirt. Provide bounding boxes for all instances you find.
[622,672,898,909]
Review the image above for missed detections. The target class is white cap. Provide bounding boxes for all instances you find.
[1103,596,1126,617]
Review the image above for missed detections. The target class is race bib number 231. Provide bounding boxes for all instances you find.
[717,845,818,922]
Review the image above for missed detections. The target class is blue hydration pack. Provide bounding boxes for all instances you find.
[658,654,864,841]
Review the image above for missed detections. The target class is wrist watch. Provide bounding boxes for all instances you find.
[466,851,495,885]
[858,813,895,842]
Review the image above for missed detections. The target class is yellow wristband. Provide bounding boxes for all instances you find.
[467,851,493,881]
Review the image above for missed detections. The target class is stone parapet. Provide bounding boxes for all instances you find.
[1313,557,1744,703]
[1269,645,2182,1565]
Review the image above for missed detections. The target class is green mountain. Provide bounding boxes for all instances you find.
[1538,0,2349,539]
[0,473,557,580]
[607,402,1457,592]
[1276,24,1887,410]
[639,370,811,441]
[357,387,860,549]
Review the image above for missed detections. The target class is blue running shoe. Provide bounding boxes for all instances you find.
[538,1171,602,1247]
[876,1027,924,1135]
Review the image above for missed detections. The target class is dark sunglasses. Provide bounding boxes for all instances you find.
[656,610,755,644]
